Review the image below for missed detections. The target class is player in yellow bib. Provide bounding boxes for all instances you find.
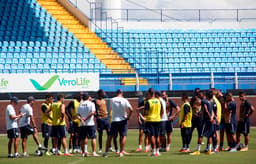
[66,95,81,153]
[144,88,163,157]
[41,94,53,155]
[51,94,73,156]
[179,94,192,153]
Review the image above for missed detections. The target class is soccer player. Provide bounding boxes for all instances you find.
[94,89,111,153]
[77,93,99,157]
[41,94,54,155]
[190,91,214,155]
[66,94,81,153]
[224,92,237,152]
[189,88,203,152]
[236,92,255,151]
[179,94,192,152]
[51,94,73,156]
[19,96,45,157]
[6,97,23,158]
[162,91,180,151]
[103,89,133,158]
[144,88,162,156]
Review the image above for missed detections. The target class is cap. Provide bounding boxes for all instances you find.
[10,96,19,103]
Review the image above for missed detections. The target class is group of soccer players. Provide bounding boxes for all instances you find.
[5,88,255,158]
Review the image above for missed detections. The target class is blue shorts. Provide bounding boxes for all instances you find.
[237,120,250,135]
[225,123,236,135]
[79,126,96,139]
[145,122,160,137]
[201,121,215,138]
[110,120,128,137]
[160,121,167,136]
[138,121,145,131]
[166,120,173,133]
[214,124,220,131]
[97,117,111,134]
[7,128,19,139]
[41,123,52,138]
[51,126,66,138]
[20,125,34,139]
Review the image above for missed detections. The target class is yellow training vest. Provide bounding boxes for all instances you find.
[41,102,53,125]
[145,98,161,122]
[72,99,80,125]
[179,102,192,128]
[52,102,65,126]
[213,96,222,123]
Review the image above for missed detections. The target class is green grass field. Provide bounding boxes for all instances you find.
[0,129,256,164]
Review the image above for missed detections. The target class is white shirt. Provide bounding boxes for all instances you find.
[160,98,168,121]
[5,104,18,130]
[19,104,33,127]
[111,97,131,122]
[77,100,96,126]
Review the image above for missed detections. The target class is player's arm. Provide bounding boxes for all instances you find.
[42,105,53,120]
[169,100,180,120]
[9,113,23,120]
[143,101,150,117]
[60,104,65,122]
[181,104,190,127]
[65,102,73,120]
[85,104,97,121]
[204,104,213,121]
[126,100,133,120]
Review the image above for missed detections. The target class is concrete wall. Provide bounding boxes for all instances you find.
[1,97,256,133]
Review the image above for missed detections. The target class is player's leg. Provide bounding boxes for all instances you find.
[8,138,14,157]
[219,129,225,150]
[180,128,186,151]
[159,121,166,151]
[59,126,73,156]
[166,120,173,151]
[103,121,116,157]
[136,128,144,151]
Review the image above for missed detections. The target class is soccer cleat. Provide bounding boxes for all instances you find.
[150,153,158,157]
[93,152,100,157]
[219,147,224,151]
[64,153,74,156]
[109,147,115,152]
[56,151,63,156]
[119,152,124,157]
[103,152,108,158]
[8,154,13,158]
[229,148,237,152]
[225,146,230,151]
[144,148,150,153]
[98,149,102,153]
[122,151,130,155]
[190,151,200,155]
[205,151,213,155]
[184,149,191,153]
[159,148,166,152]
[214,148,219,153]
[68,149,73,154]
[240,147,248,152]
[166,147,170,152]
[38,146,48,151]
[22,152,29,157]
[179,149,186,152]
[14,153,21,158]
[136,148,142,152]
[45,151,52,156]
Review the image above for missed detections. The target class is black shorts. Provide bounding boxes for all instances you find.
[7,128,19,139]
[219,118,225,130]
[97,117,111,134]
[191,117,203,136]
[201,121,215,138]
[68,121,73,134]
[72,122,79,134]
[110,120,128,137]
[51,125,66,138]
[160,121,167,136]
[214,124,220,131]
[20,125,34,139]
[237,120,250,135]
[225,123,236,135]
[181,127,191,137]
[145,122,160,137]
[41,123,52,138]
[138,121,145,131]
[166,120,173,133]
[79,126,96,139]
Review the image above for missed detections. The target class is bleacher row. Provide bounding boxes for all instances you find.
[96,29,256,73]
[0,0,110,73]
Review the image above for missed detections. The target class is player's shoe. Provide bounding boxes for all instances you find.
[150,153,159,157]
[179,149,186,152]
[166,147,170,152]
[38,146,48,151]
[14,153,21,158]
[92,152,100,157]
[119,152,124,157]
[45,151,52,156]
[144,148,150,153]
[189,151,200,155]
[225,146,230,151]
[205,151,213,155]
[122,151,130,155]
[109,147,115,152]
[22,152,29,157]
[240,147,248,152]
[213,148,219,153]
[103,152,108,158]
[184,149,190,153]
[56,151,63,156]
[8,154,13,158]
[229,148,237,152]
[64,153,74,156]
[98,149,102,153]
[136,148,142,152]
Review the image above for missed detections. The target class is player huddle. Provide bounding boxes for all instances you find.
[5,88,255,158]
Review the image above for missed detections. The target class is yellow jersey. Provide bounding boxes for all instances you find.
[52,102,65,126]
[71,99,80,125]
[41,102,52,125]
[213,96,222,123]
[179,102,192,128]
[145,98,161,122]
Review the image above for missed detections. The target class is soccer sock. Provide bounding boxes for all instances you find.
[139,145,142,149]
[167,144,170,148]
[84,145,88,152]
[156,148,160,154]
[197,144,201,151]
[208,144,212,152]
[212,136,217,148]
[44,138,49,149]
[64,148,68,154]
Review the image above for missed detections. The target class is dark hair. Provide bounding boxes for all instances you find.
[10,96,19,103]
[57,94,65,101]
[155,91,161,97]
[225,92,232,97]
[194,88,200,93]
[206,91,213,99]
[116,89,122,95]
[27,96,35,103]
[182,93,189,100]
[239,91,245,96]
[82,93,90,100]
[45,93,53,99]
[148,88,155,96]
[97,89,104,96]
